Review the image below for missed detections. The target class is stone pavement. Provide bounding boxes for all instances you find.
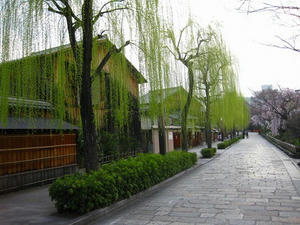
[0,184,77,225]
[90,133,300,225]
[0,139,222,225]
[0,138,220,225]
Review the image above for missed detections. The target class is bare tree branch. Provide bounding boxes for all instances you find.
[239,1,300,54]
[237,0,249,11]
[265,35,300,52]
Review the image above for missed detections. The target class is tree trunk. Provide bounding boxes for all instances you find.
[158,115,166,155]
[181,65,194,151]
[205,91,212,148]
[80,0,99,172]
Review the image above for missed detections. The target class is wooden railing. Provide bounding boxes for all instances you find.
[0,134,77,176]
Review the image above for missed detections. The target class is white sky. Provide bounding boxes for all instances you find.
[169,0,300,97]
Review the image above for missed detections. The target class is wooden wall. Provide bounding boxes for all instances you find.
[0,134,77,176]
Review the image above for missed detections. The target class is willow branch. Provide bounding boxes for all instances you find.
[94,41,130,76]
[186,51,207,62]
[163,45,178,60]
[168,30,182,60]
[47,5,64,15]
[45,0,63,15]
[50,0,63,10]
[98,0,124,14]
[93,0,128,24]
[60,0,81,23]
[177,24,190,51]
[46,0,82,29]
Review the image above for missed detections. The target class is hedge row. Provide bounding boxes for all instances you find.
[201,148,216,158]
[217,136,242,149]
[49,151,197,214]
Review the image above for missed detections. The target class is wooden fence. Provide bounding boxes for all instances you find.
[0,134,77,176]
[99,149,144,165]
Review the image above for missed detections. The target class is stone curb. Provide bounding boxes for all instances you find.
[261,134,300,159]
[68,145,236,225]
[264,138,300,196]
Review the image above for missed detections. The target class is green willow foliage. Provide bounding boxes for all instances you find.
[134,0,172,120]
[194,33,249,132]
[214,90,249,131]
[0,0,158,132]
[1,0,248,143]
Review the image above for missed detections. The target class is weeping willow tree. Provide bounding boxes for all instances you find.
[215,90,249,134]
[0,0,167,171]
[134,0,173,154]
[195,34,249,147]
[166,20,215,151]
[195,35,232,148]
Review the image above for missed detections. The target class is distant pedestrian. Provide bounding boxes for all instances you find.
[246,131,249,138]
[218,133,222,141]
[242,130,245,139]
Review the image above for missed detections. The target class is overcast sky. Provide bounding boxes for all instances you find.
[169,0,300,97]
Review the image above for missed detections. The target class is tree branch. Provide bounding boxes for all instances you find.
[265,35,300,52]
[93,0,128,25]
[45,0,63,15]
[47,5,64,15]
[167,29,182,61]
[49,0,63,11]
[177,24,190,52]
[94,40,130,77]
[163,45,179,60]
[239,1,300,54]
[46,0,82,28]
[60,0,81,23]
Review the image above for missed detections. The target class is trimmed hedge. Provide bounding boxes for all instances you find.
[49,151,197,214]
[217,143,226,149]
[217,136,242,149]
[201,148,216,158]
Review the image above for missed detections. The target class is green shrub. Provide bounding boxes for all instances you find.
[217,135,242,150]
[97,131,119,156]
[212,148,217,154]
[49,151,197,214]
[201,148,216,158]
[217,143,226,149]
[49,170,118,214]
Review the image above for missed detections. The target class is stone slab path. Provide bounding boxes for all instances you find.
[90,133,300,225]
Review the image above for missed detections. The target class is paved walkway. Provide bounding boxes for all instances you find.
[90,133,300,225]
[0,185,77,225]
[0,139,219,225]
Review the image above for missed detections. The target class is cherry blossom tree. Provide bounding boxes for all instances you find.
[250,88,300,135]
